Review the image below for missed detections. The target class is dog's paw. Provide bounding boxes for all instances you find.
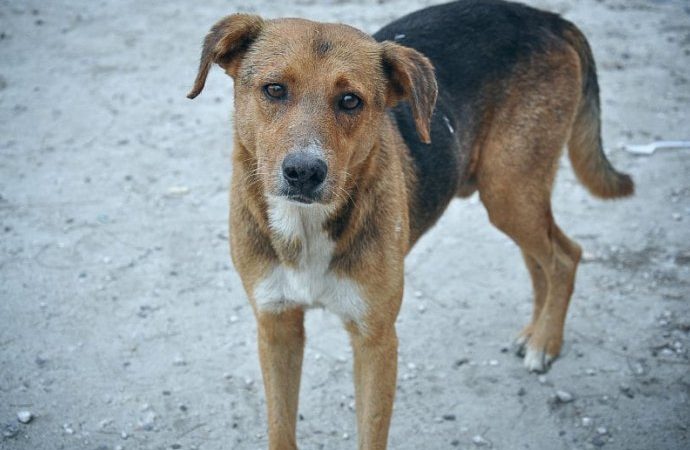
[523,346,556,373]
[514,325,560,373]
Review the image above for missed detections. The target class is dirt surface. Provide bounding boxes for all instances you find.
[1,0,689,449]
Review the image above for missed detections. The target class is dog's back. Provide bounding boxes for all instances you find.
[375,0,633,243]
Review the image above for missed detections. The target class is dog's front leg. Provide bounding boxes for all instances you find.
[347,320,398,450]
[256,308,306,450]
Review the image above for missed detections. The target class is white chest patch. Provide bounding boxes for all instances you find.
[253,197,366,324]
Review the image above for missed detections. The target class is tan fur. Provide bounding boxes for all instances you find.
[188,13,631,450]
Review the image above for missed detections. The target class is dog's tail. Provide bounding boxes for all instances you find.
[562,22,634,199]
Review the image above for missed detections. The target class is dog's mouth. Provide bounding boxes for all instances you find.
[286,193,317,204]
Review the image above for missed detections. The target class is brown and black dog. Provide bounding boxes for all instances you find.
[188,1,633,448]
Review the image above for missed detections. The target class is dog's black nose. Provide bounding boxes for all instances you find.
[282,152,327,193]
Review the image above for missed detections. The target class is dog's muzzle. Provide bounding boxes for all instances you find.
[280,151,328,203]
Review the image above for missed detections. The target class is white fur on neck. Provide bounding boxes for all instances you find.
[253,196,366,324]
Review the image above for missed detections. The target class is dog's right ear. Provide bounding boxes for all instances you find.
[187,14,264,99]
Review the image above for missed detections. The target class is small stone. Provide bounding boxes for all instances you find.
[538,375,547,384]
[597,426,608,435]
[489,359,499,366]
[138,411,156,431]
[442,414,456,421]
[2,423,19,438]
[472,434,490,446]
[592,435,607,447]
[619,384,634,399]
[115,446,124,450]
[172,444,182,449]
[173,355,187,366]
[417,304,426,313]
[517,387,526,396]
[451,439,460,446]
[555,390,574,403]
[63,424,74,435]
[167,186,190,196]
[229,315,239,323]
[582,417,592,427]
[586,368,596,376]
[672,213,682,221]
[16,411,33,424]
[121,431,129,439]
[342,432,350,440]
[454,358,469,368]
[414,290,423,298]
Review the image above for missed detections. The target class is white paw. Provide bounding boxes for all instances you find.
[523,346,555,373]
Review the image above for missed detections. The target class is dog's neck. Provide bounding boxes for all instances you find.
[232,138,396,274]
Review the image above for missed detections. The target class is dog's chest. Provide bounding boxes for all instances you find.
[253,199,366,323]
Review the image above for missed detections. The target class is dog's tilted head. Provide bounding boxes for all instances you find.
[189,14,437,206]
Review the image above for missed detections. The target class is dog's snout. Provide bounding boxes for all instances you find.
[282,152,327,193]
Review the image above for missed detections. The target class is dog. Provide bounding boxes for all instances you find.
[188,1,634,448]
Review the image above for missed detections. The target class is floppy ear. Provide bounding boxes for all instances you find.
[380,42,438,144]
[187,14,264,99]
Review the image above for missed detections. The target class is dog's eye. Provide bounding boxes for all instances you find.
[264,83,287,100]
[339,93,362,111]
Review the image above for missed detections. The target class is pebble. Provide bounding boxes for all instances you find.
[488,359,498,366]
[443,414,456,421]
[2,423,19,438]
[121,431,129,439]
[138,410,157,431]
[63,423,74,435]
[597,426,608,435]
[582,417,593,427]
[167,186,190,196]
[538,375,547,384]
[16,411,33,424]
[555,390,574,403]
[173,355,187,366]
[342,432,350,440]
[229,314,239,323]
[472,434,490,446]
[619,384,635,398]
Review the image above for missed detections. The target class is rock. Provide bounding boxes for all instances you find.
[443,414,456,421]
[538,375,547,384]
[592,434,607,447]
[138,410,157,431]
[16,411,33,424]
[619,384,635,398]
[555,390,574,403]
[472,434,490,446]
[582,417,593,427]
[597,426,608,435]
[2,423,19,438]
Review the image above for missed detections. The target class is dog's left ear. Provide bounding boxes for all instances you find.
[381,42,438,144]
[187,14,264,99]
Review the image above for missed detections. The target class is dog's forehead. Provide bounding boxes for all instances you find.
[249,18,382,69]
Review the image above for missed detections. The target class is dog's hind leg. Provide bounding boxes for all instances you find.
[475,44,584,372]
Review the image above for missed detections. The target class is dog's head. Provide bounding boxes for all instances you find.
[189,14,437,206]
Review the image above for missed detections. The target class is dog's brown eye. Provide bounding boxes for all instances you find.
[339,93,361,111]
[264,83,287,100]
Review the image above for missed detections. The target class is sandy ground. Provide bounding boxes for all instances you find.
[1,0,689,449]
